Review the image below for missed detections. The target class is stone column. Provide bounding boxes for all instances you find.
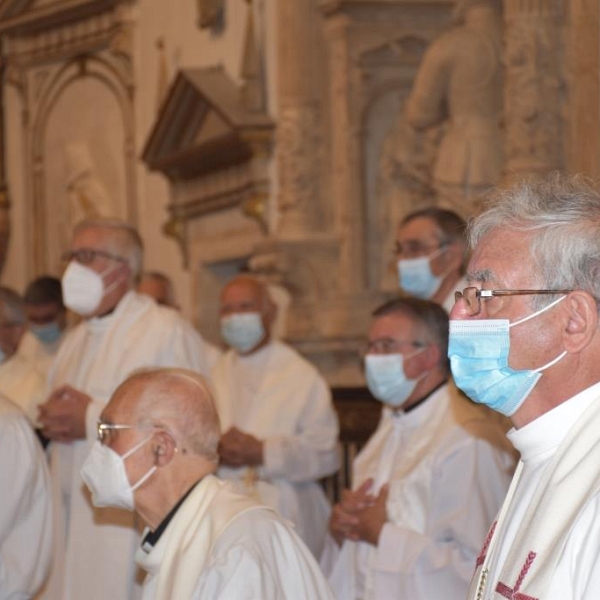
[276,0,325,236]
[503,0,564,181]
[0,64,10,277]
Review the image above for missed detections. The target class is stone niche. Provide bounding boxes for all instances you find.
[0,0,137,276]
[143,0,455,385]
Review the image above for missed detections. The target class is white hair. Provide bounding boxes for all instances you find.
[470,173,600,308]
[74,218,144,281]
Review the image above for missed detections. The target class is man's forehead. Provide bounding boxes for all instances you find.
[467,228,534,286]
[103,386,139,422]
[397,217,440,240]
[72,226,110,248]
[221,280,262,302]
[370,311,415,336]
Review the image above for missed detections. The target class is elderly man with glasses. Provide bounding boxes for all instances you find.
[449,174,600,599]
[321,297,513,599]
[37,218,220,600]
[81,368,335,600]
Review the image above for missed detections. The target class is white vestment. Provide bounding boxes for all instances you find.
[136,474,335,600]
[0,395,53,600]
[19,329,63,381]
[0,351,46,425]
[44,291,220,600]
[469,381,600,599]
[321,384,514,600]
[212,341,340,557]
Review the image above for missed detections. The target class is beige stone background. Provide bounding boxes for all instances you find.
[0,0,595,385]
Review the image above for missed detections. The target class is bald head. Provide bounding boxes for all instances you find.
[220,276,275,314]
[219,276,277,353]
[109,368,221,463]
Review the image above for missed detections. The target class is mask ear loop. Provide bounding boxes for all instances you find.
[403,345,430,385]
[508,294,569,373]
[509,294,567,328]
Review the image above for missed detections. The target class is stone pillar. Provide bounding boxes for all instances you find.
[0,64,9,277]
[276,0,325,236]
[503,0,564,181]
[565,0,600,176]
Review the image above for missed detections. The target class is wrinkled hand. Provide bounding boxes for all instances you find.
[38,385,91,442]
[219,427,264,467]
[347,483,389,546]
[329,479,376,545]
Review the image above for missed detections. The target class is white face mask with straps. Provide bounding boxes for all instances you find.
[81,436,157,511]
[62,261,121,317]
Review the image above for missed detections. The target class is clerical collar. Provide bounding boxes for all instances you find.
[141,479,202,553]
[395,380,446,415]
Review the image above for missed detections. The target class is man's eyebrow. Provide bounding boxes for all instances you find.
[466,269,495,283]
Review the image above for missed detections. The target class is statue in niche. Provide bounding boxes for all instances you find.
[64,142,116,231]
[404,0,503,217]
[376,113,442,290]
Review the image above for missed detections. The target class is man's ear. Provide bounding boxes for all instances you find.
[562,291,599,353]
[152,431,178,467]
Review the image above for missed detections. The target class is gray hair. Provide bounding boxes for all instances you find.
[0,287,25,325]
[470,173,600,308]
[74,218,144,282]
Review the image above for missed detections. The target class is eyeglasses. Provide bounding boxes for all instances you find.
[362,338,424,356]
[62,248,126,265]
[97,422,162,445]
[455,287,573,317]
[394,241,448,259]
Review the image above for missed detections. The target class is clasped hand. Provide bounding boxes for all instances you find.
[329,478,389,547]
[219,426,264,467]
[38,385,91,442]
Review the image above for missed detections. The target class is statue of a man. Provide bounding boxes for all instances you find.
[405,0,503,217]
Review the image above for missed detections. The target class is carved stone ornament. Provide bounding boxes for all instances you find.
[197,0,224,29]
[503,0,563,177]
[142,67,274,265]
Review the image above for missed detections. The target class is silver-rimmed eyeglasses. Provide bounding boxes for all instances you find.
[455,287,573,317]
[97,422,162,445]
[362,338,425,356]
[63,248,126,265]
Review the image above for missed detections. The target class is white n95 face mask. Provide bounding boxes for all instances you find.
[220,312,265,353]
[62,261,119,317]
[80,436,157,511]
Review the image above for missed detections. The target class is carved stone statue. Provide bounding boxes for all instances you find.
[404,0,503,217]
[64,142,116,231]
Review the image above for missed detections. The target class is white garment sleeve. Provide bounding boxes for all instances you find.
[261,375,339,481]
[0,412,52,600]
[369,438,511,598]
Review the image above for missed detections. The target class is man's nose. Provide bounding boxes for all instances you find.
[449,294,472,320]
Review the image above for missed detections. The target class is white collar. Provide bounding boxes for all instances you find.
[508,380,600,463]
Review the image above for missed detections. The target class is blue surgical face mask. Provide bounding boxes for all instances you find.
[365,350,425,407]
[220,312,266,354]
[30,321,62,346]
[448,296,567,416]
[397,247,446,299]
